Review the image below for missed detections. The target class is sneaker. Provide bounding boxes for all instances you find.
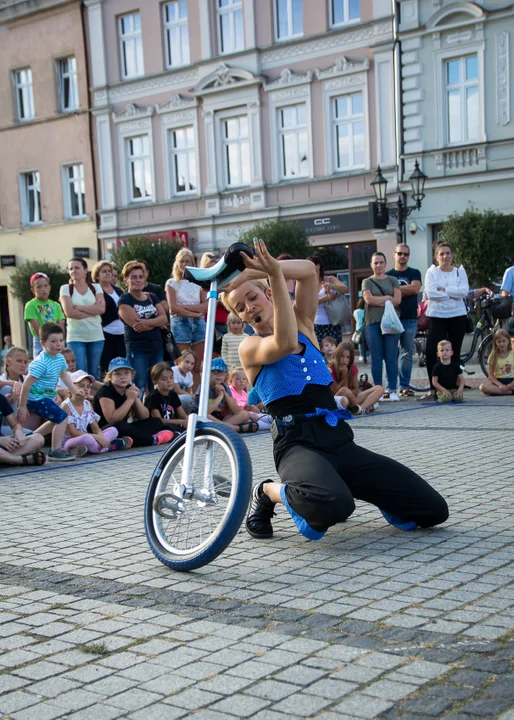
[153,430,174,446]
[69,445,88,458]
[47,449,75,462]
[109,439,126,451]
[349,405,363,416]
[246,480,276,539]
[380,509,417,532]
[389,392,400,402]
[121,436,133,449]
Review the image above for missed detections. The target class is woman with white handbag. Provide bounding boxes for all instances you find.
[307,255,348,345]
[362,252,402,401]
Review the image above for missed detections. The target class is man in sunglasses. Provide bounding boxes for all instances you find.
[386,245,422,397]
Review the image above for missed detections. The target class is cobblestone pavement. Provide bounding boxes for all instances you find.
[1,391,514,720]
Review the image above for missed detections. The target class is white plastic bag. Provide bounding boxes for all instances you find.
[380,300,404,335]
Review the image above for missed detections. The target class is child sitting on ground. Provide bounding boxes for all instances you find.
[0,394,46,466]
[228,365,259,412]
[479,329,514,396]
[17,322,82,462]
[330,342,383,414]
[0,347,41,434]
[62,370,131,456]
[24,272,65,358]
[93,357,173,447]
[221,313,248,369]
[146,362,188,432]
[320,336,337,365]
[171,349,195,413]
[432,340,464,404]
[193,357,262,432]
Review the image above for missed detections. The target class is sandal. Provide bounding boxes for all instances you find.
[400,388,415,397]
[21,451,47,466]
[418,391,434,402]
[237,421,259,434]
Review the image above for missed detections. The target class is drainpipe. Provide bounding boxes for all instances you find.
[81,0,102,260]
[391,0,405,240]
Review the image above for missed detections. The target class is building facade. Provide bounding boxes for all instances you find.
[0,0,97,348]
[87,0,400,306]
[397,0,514,273]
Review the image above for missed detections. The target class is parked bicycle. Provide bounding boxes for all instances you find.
[461,294,511,375]
[145,243,255,572]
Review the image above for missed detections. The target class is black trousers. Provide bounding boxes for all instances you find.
[275,418,448,533]
[426,315,467,387]
[100,333,126,377]
[113,418,163,447]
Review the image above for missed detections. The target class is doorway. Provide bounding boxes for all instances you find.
[312,241,376,309]
[0,286,10,341]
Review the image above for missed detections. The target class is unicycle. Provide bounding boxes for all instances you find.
[144,243,254,571]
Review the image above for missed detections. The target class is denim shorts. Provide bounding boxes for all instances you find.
[171,316,206,345]
[27,397,68,424]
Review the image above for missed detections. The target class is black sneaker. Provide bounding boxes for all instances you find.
[246,480,276,539]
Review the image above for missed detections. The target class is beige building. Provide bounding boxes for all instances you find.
[0,0,97,350]
[87,0,400,307]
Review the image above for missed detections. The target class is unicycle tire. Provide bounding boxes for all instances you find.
[144,422,252,571]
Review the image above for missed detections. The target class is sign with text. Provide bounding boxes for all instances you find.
[73,247,90,258]
[0,255,16,267]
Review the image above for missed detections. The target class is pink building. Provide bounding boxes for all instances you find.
[0,0,97,347]
[87,0,398,304]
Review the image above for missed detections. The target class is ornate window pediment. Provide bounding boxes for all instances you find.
[193,62,263,96]
[316,56,370,81]
[113,103,153,123]
[157,93,197,115]
[426,2,485,30]
[264,68,312,92]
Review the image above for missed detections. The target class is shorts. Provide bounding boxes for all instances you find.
[497,378,514,392]
[27,397,68,423]
[171,316,206,345]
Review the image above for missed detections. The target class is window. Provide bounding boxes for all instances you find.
[333,92,365,170]
[330,0,359,26]
[14,68,34,120]
[170,126,197,194]
[279,104,309,179]
[21,171,41,224]
[163,1,189,68]
[223,116,250,187]
[119,12,144,79]
[126,135,153,201]
[64,164,86,217]
[59,57,79,112]
[276,0,302,40]
[217,0,244,55]
[445,54,479,144]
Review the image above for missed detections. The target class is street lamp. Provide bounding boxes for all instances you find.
[371,160,428,242]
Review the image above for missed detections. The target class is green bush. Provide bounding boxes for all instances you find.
[239,220,311,258]
[9,260,69,306]
[109,235,183,288]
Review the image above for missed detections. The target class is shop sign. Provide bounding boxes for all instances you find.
[0,255,16,267]
[73,247,90,258]
[297,209,372,236]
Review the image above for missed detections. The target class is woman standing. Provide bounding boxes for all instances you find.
[91,261,126,377]
[362,252,402,401]
[166,248,207,389]
[423,242,469,399]
[307,256,348,346]
[117,261,168,393]
[59,258,105,378]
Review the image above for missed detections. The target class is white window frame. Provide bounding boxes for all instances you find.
[163,1,190,69]
[114,106,155,207]
[169,126,198,195]
[59,57,79,112]
[125,135,153,202]
[14,68,34,121]
[274,0,303,42]
[278,104,309,180]
[62,163,86,218]
[217,0,244,55]
[332,92,366,172]
[329,0,360,28]
[219,113,251,189]
[19,170,42,225]
[444,54,480,146]
[434,42,485,148]
[119,12,144,80]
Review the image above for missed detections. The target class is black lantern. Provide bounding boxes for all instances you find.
[409,160,427,208]
[371,160,428,242]
[371,165,388,210]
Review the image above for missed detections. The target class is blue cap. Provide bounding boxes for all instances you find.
[108,357,133,372]
[211,357,228,372]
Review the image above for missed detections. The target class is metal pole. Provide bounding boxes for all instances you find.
[198,280,218,419]
[396,195,404,243]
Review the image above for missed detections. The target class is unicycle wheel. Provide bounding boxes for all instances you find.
[144,422,252,571]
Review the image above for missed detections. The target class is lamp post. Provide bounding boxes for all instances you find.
[371,161,428,242]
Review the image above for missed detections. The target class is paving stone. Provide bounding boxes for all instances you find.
[244,680,298,701]
[10,700,67,720]
[483,674,514,698]
[105,687,164,711]
[211,694,271,717]
[0,690,40,714]
[461,699,513,716]
[25,675,80,698]
[362,679,419,701]
[402,695,453,715]
[303,677,358,699]
[449,669,493,687]
[332,693,394,718]
[128,704,188,720]
[272,692,332,717]
[164,687,223,710]
[46,688,100,712]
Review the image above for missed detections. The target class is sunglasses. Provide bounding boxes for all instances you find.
[396,252,410,256]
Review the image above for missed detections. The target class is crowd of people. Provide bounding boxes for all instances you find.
[0,240,513,469]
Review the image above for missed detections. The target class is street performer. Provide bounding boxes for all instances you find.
[222,239,449,540]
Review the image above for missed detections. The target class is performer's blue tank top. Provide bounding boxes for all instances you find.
[253,332,333,407]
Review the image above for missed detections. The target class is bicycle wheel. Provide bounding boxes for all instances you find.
[478,334,494,377]
[144,421,252,572]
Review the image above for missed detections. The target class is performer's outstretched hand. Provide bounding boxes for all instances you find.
[242,238,281,278]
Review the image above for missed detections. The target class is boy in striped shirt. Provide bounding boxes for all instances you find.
[18,323,82,462]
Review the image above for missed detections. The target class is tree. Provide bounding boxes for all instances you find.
[440,208,514,287]
[238,220,311,259]
[10,260,69,306]
[109,234,183,288]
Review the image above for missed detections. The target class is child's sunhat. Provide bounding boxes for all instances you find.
[30,272,50,286]
[108,357,134,372]
[211,357,228,372]
[70,370,95,384]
